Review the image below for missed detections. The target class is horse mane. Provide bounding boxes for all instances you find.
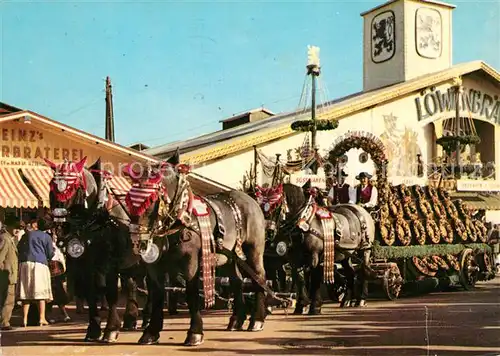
[282,183,307,215]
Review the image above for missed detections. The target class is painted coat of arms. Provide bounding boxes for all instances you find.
[416,8,442,58]
[371,11,395,63]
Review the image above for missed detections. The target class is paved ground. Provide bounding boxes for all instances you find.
[1,278,499,356]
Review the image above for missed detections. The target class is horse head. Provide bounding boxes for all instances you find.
[44,156,104,256]
[123,149,192,256]
[44,156,99,218]
[254,184,284,218]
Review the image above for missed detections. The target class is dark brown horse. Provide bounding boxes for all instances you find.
[254,182,375,313]
[45,157,144,343]
[123,151,268,346]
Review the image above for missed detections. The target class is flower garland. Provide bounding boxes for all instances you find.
[379,204,390,221]
[474,220,488,243]
[465,218,477,242]
[395,217,411,246]
[436,134,481,153]
[450,217,467,242]
[444,200,458,218]
[411,256,437,277]
[423,256,439,272]
[455,200,470,219]
[412,220,426,245]
[326,132,389,205]
[378,220,396,246]
[431,197,447,218]
[372,241,491,259]
[439,219,454,243]
[431,255,450,270]
[445,254,461,271]
[291,119,339,133]
[425,219,441,244]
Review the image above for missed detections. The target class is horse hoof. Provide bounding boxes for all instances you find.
[308,308,321,316]
[84,328,102,342]
[141,321,150,330]
[226,316,245,331]
[266,306,273,315]
[183,333,204,346]
[356,300,367,307]
[340,300,352,308]
[122,321,137,331]
[84,334,101,342]
[247,320,264,332]
[102,330,119,343]
[138,332,159,345]
[293,306,304,315]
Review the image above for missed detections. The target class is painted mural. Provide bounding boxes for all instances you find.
[379,112,422,176]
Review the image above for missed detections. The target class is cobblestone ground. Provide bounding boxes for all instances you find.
[1,277,499,356]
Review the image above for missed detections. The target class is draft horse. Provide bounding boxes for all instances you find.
[123,151,268,346]
[254,182,375,313]
[45,157,144,342]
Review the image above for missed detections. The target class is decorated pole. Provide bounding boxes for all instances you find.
[271,153,282,187]
[454,80,463,177]
[253,145,258,188]
[291,45,338,175]
[307,45,320,150]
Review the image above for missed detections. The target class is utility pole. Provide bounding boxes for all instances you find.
[105,76,115,142]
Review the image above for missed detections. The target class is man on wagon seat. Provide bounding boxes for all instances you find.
[354,172,378,210]
[327,170,354,205]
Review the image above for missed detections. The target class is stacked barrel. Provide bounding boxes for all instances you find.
[376,184,488,278]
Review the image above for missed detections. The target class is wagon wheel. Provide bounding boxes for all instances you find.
[383,264,403,301]
[459,248,480,291]
[474,251,495,281]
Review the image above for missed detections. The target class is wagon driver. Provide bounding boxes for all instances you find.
[327,170,354,205]
[354,172,378,210]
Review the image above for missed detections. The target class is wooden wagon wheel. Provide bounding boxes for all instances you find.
[382,264,403,301]
[474,251,494,279]
[459,248,480,291]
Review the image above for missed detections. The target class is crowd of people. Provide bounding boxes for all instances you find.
[0,219,71,330]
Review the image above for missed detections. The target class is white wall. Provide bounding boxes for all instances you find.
[192,72,500,191]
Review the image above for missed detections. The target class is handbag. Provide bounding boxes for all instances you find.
[49,260,65,277]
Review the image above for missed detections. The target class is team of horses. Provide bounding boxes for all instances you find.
[44,153,375,346]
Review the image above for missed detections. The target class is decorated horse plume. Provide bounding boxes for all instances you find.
[44,157,88,202]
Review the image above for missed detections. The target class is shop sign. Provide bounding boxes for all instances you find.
[456,179,500,192]
[390,176,428,186]
[415,87,500,124]
[0,127,84,164]
[289,174,326,189]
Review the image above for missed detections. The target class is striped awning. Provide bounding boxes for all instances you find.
[21,167,53,208]
[0,167,40,208]
[107,176,131,196]
[187,173,233,195]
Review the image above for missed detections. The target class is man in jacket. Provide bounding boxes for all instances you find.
[0,221,18,330]
[354,172,378,209]
[327,170,355,205]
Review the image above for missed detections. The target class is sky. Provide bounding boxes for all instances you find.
[1,0,499,148]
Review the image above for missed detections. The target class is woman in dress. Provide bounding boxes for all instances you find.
[46,226,71,323]
[16,220,54,326]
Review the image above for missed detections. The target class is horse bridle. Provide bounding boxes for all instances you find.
[128,168,200,260]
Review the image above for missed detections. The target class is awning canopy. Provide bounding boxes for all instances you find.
[450,192,500,211]
[187,173,233,196]
[0,167,40,208]
[107,176,131,196]
[21,167,53,208]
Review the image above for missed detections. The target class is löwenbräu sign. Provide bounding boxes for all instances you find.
[415,87,500,124]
